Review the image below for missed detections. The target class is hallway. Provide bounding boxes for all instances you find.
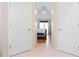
[0,2,79,57]
[14,35,74,57]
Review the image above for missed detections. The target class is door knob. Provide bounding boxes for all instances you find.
[58,28,61,31]
[78,24,79,27]
[28,28,31,31]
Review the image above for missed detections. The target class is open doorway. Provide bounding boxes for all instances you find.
[39,21,48,35]
[37,21,50,46]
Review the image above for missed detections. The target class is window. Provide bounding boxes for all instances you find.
[39,22,45,29]
[39,21,48,34]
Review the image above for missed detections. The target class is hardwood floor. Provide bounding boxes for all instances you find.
[37,38,46,43]
[14,35,74,57]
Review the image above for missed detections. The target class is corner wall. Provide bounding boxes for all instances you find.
[32,3,37,49]
[2,3,8,57]
[51,3,57,48]
[0,3,8,57]
[0,3,3,56]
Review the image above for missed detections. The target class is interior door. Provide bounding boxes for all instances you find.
[57,3,79,56]
[8,2,33,56]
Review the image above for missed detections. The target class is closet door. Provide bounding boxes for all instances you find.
[8,2,33,56]
[57,2,79,56]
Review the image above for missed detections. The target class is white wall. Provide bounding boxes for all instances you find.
[32,3,37,49]
[2,3,8,57]
[57,2,79,56]
[0,3,3,56]
[51,3,57,48]
[0,3,8,57]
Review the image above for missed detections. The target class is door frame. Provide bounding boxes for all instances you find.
[32,2,37,49]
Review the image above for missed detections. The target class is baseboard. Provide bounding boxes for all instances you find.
[10,50,31,57]
[57,49,79,57]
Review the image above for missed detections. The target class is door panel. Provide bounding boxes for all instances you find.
[8,2,33,56]
[57,3,79,56]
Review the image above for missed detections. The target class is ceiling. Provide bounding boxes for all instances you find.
[36,2,54,21]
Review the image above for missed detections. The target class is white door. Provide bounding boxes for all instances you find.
[8,2,33,56]
[57,3,79,56]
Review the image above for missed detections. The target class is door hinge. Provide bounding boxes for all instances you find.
[10,24,11,31]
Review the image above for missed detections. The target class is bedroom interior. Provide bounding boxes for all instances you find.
[37,21,48,43]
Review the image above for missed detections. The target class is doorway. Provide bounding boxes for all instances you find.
[39,21,48,35]
[37,21,50,46]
